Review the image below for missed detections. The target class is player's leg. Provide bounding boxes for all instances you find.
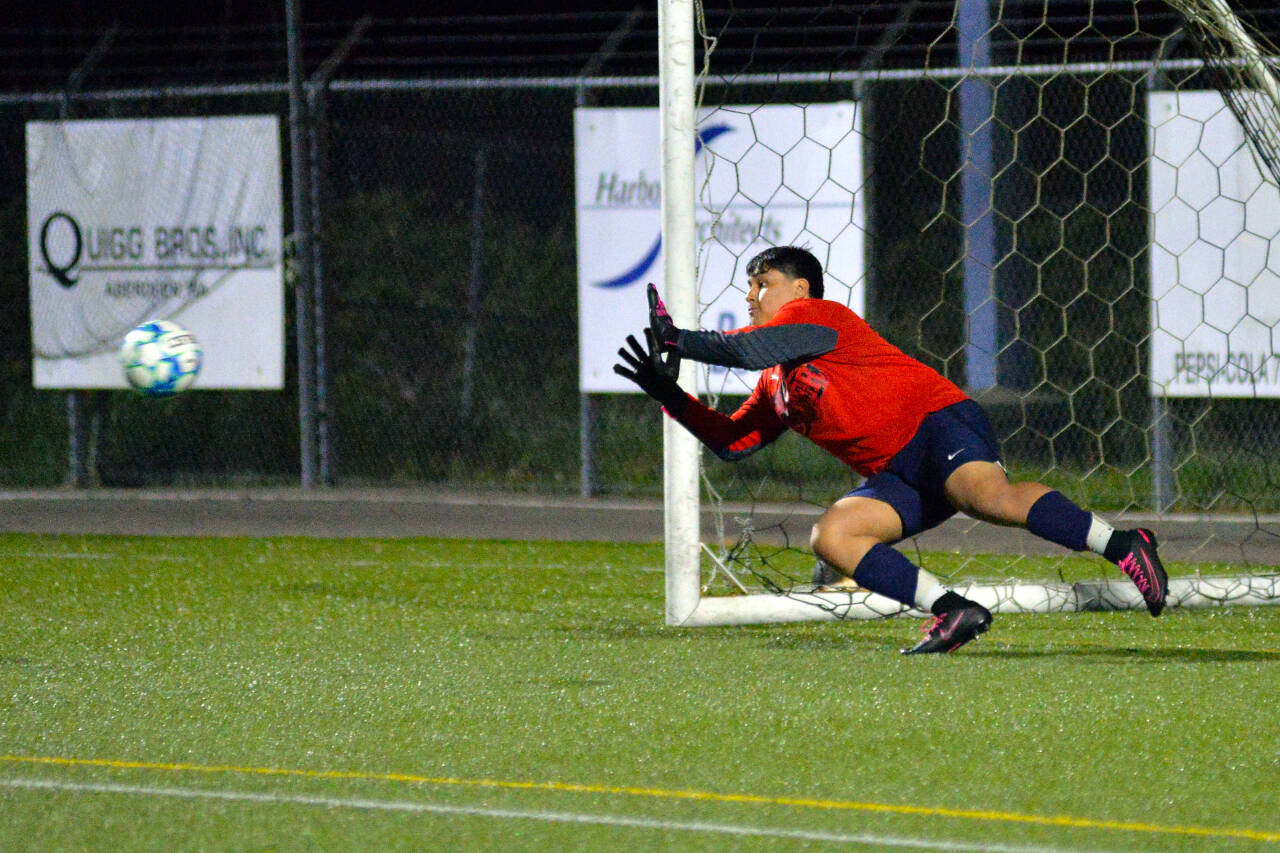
[942,459,1049,527]
[809,494,904,588]
[944,459,1169,615]
[810,481,991,654]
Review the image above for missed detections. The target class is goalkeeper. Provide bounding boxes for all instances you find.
[614,245,1168,654]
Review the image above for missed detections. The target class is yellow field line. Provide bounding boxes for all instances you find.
[2,753,1277,843]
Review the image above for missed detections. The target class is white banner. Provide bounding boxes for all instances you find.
[27,116,285,389]
[575,104,864,394]
[1148,91,1280,397]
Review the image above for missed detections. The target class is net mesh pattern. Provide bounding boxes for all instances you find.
[687,0,1280,615]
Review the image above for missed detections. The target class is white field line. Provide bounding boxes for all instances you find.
[0,777,1095,853]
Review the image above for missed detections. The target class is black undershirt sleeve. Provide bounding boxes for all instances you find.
[673,323,838,369]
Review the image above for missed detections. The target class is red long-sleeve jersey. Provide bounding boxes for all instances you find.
[669,298,968,477]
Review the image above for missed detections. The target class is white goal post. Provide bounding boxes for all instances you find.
[657,0,1280,627]
[658,0,703,625]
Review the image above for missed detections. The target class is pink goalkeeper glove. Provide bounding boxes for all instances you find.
[647,283,680,348]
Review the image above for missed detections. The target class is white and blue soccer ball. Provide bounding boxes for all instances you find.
[119,320,203,397]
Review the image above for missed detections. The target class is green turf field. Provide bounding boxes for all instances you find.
[1,533,1277,851]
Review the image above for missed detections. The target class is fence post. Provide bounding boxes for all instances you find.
[959,0,998,391]
[305,84,333,486]
[286,0,318,488]
[459,146,487,423]
[306,17,369,486]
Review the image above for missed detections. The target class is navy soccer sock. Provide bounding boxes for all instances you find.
[1025,490,1091,552]
[852,543,921,607]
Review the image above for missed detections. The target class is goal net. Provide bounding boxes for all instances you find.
[659,0,1280,626]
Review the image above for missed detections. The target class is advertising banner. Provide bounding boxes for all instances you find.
[27,115,285,389]
[1148,91,1280,397]
[575,104,864,394]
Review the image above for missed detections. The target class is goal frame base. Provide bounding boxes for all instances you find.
[668,575,1280,627]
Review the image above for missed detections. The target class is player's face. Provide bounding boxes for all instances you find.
[746,268,808,325]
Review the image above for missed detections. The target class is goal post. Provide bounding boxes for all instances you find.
[658,0,702,625]
[658,0,1280,627]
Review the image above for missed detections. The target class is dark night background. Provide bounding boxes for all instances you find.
[3,1,1280,500]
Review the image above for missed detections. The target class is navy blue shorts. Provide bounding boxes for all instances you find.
[845,399,1001,539]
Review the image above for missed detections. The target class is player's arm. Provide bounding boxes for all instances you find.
[647,283,836,369]
[673,325,836,369]
[613,330,784,461]
[667,385,786,461]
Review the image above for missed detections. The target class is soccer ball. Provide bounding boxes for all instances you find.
[119,320,203,397]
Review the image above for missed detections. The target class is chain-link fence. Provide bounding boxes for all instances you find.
[0,79,666,492]
[2,6,1279,520]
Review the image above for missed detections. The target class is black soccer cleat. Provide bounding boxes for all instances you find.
[901,601,992,655]
[1113,528,1169,617]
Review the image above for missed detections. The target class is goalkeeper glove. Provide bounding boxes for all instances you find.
[613,327,688,414]
[647,282,681,348]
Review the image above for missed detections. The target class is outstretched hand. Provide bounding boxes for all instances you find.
[613,327,686,411]
[647,283,680,348]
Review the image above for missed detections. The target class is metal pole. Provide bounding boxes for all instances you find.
[459,146,487,423]
[286,0,318,488]
[306,17,369,487]
[1145,44,1179,515]
[66,393,87,487]
[1151,396,1174,513]
[578,394,596,498]
[958,0,998,390]
[306,84,333,485]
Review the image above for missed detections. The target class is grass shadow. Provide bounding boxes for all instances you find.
[963,645,1280,662]
[756,632,1280,661]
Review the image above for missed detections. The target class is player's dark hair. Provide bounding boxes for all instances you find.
[745,246,824,299]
